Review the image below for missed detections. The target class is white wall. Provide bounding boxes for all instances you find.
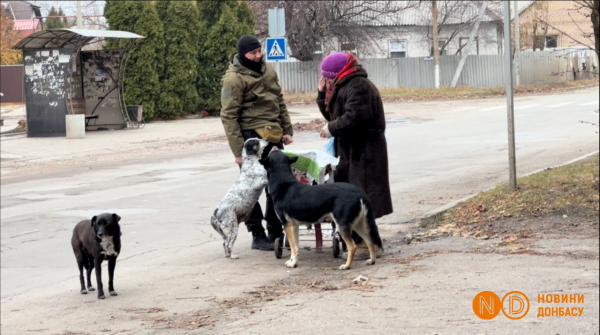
[322,22,501,59]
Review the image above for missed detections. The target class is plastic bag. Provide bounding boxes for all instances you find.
[324,137,336,157]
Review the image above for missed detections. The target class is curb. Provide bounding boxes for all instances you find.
[421,150,600,220]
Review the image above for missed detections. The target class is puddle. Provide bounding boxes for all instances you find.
[57,208,158,217]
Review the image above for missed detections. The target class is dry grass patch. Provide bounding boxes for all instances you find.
[423,154,599,228]
[283,79,599,105]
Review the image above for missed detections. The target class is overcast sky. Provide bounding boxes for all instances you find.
[29,0,106,17]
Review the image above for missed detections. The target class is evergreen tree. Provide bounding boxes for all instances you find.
[45,6,68,29]
[155,0,171,22]
[124,2,165,120]
[196,0,237,27]
[197,2,255,113]
[154,0,173,82]
[236,1,255,33]
[104,1,144,49]
[158,1,200,118]
[59,8,69,28]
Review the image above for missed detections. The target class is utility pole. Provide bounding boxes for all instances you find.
[432,0,440,88]
[503,1,517,190]
[513,0,520,86]
[76,0,82,29]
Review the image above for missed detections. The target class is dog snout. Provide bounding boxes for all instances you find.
[97,232,104,238]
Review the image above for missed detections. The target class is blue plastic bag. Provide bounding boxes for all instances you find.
[324,137,336,157]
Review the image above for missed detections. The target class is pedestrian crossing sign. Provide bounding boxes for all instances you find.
[266,38,286,61]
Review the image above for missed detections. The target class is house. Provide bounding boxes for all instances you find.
[1,0,43,37]
[252,1,504,61]
[334,1,504,59]
[516,0,595,50]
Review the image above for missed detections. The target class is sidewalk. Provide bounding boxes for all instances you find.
[0,104,26,133]
[0,105,324,177]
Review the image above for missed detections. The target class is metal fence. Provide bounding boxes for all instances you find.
[272,49,599,93]
[0,65,25,104]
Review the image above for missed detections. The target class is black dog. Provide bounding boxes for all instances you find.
[71,213,122,299]
[260,149,383,270]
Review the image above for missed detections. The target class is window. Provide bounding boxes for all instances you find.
[430,39,447,56]
[314,42,323,55]
[459,37,479,55]
[341,42,357,55]
[389,40,407,58]
[546,35,558,48]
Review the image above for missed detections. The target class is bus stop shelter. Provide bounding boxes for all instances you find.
[13,28,144,137]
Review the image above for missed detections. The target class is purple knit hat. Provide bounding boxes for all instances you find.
[320,52,349,79]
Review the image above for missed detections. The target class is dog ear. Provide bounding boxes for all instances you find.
[112,213,121,223]
[259,158,270,167]
[287,156,299,164]
[91,216,97,227]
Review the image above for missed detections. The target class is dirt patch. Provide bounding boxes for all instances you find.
[292,118,327,133]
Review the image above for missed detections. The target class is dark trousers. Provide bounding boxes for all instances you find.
[241,130,284,236]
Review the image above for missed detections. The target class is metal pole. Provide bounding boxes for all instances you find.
[432,0,440,88]
[76,0,82,29]
[503,1,517,190]
[513,0,520,86]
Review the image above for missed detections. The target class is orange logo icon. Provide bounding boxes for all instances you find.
[502,291,530,320]
[473,291,501,320]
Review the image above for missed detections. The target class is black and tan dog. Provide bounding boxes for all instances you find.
[71,213,122,299]
[260,149,383,269]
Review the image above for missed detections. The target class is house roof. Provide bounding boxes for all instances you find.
[11,18,39,30]
[2,0,42,20]
[13,28,144,49]
[351,0,503,27]
[517,1,536,16]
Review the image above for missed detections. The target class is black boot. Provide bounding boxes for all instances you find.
[251,231,274,251]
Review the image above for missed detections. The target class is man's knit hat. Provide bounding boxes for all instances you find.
[237,35,262,56]
[320,52,349,78]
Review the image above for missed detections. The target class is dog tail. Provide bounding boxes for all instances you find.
[364,200,383,251]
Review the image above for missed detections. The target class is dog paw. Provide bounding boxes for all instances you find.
[230,254,239,259]
[87,287,95,291]
[109,291,118,296]
[285,259,297,268]
[339,264,351,270]
[80,289,88,295]
[98,295,105,300]
[366,259,375,265]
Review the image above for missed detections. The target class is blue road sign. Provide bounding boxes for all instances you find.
[266,38,286,61]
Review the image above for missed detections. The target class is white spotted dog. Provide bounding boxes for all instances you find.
[211,138,269,259]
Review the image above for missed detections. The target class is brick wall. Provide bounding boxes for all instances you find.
[518,0,595,50]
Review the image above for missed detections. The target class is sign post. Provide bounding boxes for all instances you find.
[267,8,286,63]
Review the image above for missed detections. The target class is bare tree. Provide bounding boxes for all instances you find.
[248,1,418,61]
[416,1,501,56]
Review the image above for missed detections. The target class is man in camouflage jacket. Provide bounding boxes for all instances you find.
[220,35,293,251]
